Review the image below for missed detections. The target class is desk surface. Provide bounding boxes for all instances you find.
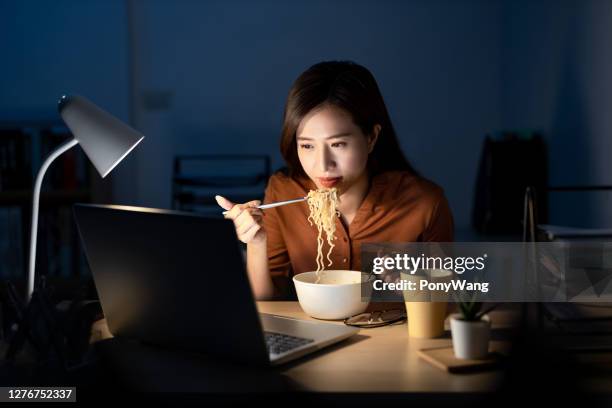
[257,302,518,393]
[93,302,519,393]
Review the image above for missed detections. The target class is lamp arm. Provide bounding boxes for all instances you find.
[27,138,79,301]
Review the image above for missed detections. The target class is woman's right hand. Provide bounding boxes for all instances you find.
[215,195,266,245]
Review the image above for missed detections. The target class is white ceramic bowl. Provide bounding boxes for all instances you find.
[293,270,372,320]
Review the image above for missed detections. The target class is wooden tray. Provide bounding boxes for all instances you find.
[418,343,509,373]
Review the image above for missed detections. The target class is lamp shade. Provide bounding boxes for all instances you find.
[58,95,144,178]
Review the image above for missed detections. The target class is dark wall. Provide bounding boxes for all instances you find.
[2,0,611,230]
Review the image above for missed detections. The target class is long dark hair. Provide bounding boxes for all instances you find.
[280,60,418,179]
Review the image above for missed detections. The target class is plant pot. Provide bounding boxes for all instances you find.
[450,313,491,359]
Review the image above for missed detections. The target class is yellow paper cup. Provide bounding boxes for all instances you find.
[401,269,453,338]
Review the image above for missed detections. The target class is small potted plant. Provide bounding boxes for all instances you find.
[450,300,498,359]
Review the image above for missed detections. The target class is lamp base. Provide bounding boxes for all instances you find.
[4,279,101,371]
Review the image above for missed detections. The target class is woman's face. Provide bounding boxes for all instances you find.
[296,104,378,194]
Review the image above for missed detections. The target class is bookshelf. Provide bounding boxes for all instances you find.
[0,120,111,284]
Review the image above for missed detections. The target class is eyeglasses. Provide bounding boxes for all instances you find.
[344,309,406,328]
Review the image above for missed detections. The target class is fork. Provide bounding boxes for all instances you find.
[221,196,307,215]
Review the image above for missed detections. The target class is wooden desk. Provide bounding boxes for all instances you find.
[257,302,518,393]
[92,301,520,393]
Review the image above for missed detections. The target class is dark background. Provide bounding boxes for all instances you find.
[1,0,611,281]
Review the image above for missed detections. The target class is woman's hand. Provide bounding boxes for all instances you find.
[215,195,266,245]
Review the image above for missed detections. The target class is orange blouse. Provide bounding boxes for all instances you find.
[262,170,454,297]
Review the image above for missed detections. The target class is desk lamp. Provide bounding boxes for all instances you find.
[27,95,144,301]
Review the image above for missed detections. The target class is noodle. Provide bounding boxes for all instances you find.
[306,188,340,283]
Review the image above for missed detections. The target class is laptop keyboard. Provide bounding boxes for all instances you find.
[264,331,314,355]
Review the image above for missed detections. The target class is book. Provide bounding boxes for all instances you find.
[0,206,23,278]
[0,129,31,192]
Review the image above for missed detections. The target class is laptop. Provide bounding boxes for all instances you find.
[73,204,359,366]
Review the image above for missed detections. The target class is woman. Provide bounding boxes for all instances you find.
[216,61,454,300]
